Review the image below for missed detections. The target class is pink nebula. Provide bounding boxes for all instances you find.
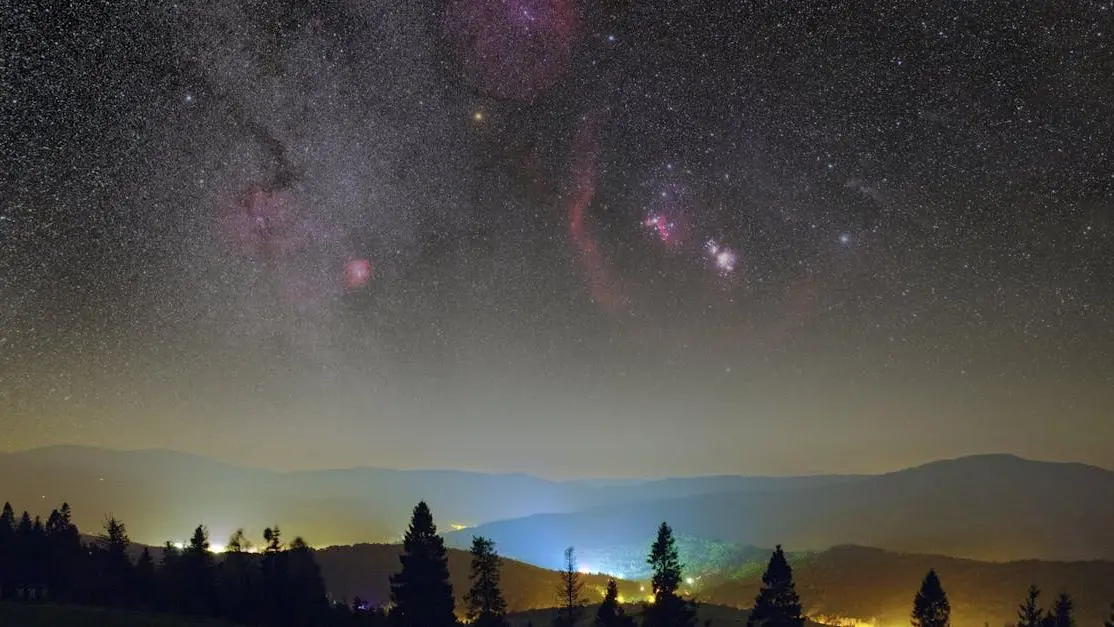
[566,109,627,313]
[344,258,373,290]
[445,0,579,100]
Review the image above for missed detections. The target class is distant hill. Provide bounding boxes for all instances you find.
[6,448,1114,566]
[0,445,853,548]
[703,545,1114,627]
[307,541,1114,627]
[312,543,645,610]
[447,454,1114,566]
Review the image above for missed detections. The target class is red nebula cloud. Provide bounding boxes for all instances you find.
[445,0,579,100]
[344,258,373,290]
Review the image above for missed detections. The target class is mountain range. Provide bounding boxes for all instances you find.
[3,447,1113,566]
[5,446,1114,626]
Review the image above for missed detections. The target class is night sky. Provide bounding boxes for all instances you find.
[2,0,1112,478]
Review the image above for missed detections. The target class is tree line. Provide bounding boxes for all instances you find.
[2,499,1113,627]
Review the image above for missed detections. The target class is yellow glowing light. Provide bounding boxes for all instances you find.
[209,543,225,553]
[449,523,469,531]
[472,111,484,122]
[646,594,656,604]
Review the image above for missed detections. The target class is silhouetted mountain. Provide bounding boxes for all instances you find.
[312,543,640,611]
[447,455,1114,565]
[704,545,1114,627]
[315,543,1114,627]
[0,445,852,547]
[7,448,1113,565]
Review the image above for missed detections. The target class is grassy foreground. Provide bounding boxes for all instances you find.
[0,602,240,627]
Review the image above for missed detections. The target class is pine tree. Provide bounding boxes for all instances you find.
[135,547,156,607]
[260,526,289,627]
[466,536,507,627]
[389,501,456,627]
[556,546,587,627]
[746,545,802,627]
[1017,585,1043,627]
[219,529,258,624]
[98,516,133,605]
[911,570,950,627]
[642,522,696,627]
[45,503,82,602]
[596,580,634,627]
[1048,592,1073,627]
[285,536,331,627]
[0,503,12,601]
[181,525,217,616]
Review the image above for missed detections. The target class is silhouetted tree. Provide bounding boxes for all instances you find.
[596,579,634,627]
[746,545,802,627]
[643,523,696,627]
[1017,585,1043,627]
[466,536,507,627]
[134,547,156,608]
[96,515,133,605]
[180,525,217,616]
[13,511,47,600]
[284,536,331,627]
[389,501,456,627]
[158,540,182,611]
[911,570,950,627]
[40,504,81,602]
[1047,593,1073,627]
[219,528,258,624]
[259,525,289,627]
[556,546,587,627]
[0,502,15,600]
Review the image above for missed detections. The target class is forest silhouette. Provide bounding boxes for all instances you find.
[0,499,1106,627]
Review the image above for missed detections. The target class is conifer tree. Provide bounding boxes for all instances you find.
[1048,592,1073,627]
[98,516,133,605]
[0,502,11,600]
[642,522,696,627]
[596,580,634,627]
[466,536,508,627]
[1017,585,1043,627]
[44,503,82,602]
[219,529,258,624]
[260,526,289,627]
[746,545,802,627]
[285,536,331,627]
[911,570,950,627]
[556,546,587,627]
[135,547,156,607]
[181,525,217,616]
[389,501,456,627]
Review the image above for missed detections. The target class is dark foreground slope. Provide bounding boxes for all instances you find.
[0,602,241,627]
[312,542,1114,627]
[448,455,1114,565]
[704,545,1114,627]
[506,603,832,627]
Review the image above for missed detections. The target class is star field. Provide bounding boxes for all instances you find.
[1,0,1112,476]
